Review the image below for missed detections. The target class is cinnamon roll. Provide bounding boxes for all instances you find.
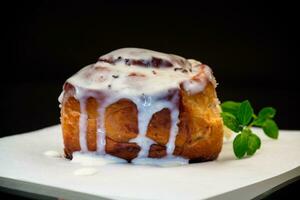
[59,48,223,164]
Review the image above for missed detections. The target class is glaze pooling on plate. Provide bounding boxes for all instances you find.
[70,151,188,167]
[73,167,98,176]
[71,152,128,166]
[43,150,61,158]
[59,48,217,165]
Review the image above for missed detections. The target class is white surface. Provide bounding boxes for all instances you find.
[0,125,300,200]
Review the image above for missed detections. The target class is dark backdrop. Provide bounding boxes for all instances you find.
[1,1,299,135]
[0,0,299,199]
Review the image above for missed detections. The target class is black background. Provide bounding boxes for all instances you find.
[1,0,299,199]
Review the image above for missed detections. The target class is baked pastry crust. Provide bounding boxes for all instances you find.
[61,82,223,162]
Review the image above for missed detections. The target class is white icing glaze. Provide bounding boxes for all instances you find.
[96,97,120,154]
[166,93,180,155]
[73,168,98,176]
[60,48,217,165]
[181,64,215,95]
[72,151,188,167]
[101,48,186,65]
[58,91,64,108]
[58,91,64,104]
[131,156,189,167]
[71,151,127,166]
[43,150,61,158]
[130,95,177,159]
[78,97,88,152]
[66,48,215,96]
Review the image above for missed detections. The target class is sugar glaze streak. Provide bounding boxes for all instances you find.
[59,48,216,166]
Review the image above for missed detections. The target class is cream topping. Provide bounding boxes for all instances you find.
[66,48,214,96]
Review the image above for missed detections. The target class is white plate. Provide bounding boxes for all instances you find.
[0,125,300,200]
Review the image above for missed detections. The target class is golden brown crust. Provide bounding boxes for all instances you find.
[61,97,81,154]
[146,108,171,146]
[105,137,140,161]
[61,82,223,162]
[105,99,138,143]
[174,83,223,161]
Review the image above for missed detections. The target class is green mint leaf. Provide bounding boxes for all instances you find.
[258,107,276,119]
[221,112,242,132]
[222,99,279,159]
[237,100,254,126]
[253,107,276,127]
[252,118,266,127]
[221,101,241,116]
[247,132,261,155]
[263,119,279,139]
[233,131,249,158]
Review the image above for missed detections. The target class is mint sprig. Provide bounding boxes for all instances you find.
[221,100,279,159]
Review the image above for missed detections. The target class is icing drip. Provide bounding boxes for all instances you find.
[166,93,180,156]
[130,94,178,159]
[130,91,180,160]
[78,98,88,152]
[96,97,120,154]
[60,48,217,164]
[96,100,106,154]
[58,91,64,104]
